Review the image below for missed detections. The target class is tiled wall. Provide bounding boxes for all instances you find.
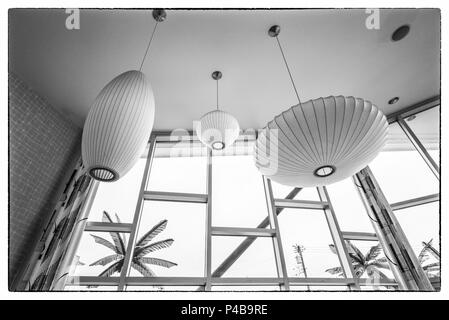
[9,72,82,289]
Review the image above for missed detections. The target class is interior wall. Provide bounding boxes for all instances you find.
[8,72,82,289]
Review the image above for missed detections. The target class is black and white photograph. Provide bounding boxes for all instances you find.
[3,1,448,303]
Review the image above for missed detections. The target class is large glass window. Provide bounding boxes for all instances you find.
[66,102,440,292]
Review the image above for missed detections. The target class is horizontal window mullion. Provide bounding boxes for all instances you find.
[143,191,208,203]
[274,199,328,210]
[390,193,439,211]
[84,221,133,233]
[65,276,119,286]
[126,277,206,286]
[211,226,275,237]
[341,231,378,241]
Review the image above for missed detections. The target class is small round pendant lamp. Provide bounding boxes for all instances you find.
[82,9,166,182]
[254,25,388,187]
[196,71,240,150]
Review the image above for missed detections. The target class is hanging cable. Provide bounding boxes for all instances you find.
[138,10,166,71]
[270,25,301,104]
[216,78,219,110]
[139,21,159,71]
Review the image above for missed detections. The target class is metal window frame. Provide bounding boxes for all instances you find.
[390,193,440,211]
[397,117,440,180]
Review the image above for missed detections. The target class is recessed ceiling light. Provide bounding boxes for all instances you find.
[388,97,400,104]
[392,25,410,42]
[406,115,416,121]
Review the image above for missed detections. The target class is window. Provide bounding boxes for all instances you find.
[277,208,342,278]
[326,178,374,233]
[212,236,278,278]
[369,122,438,203]
[65,102,439,292]
[394,202,440,276]
[135,201,206,277]
[87,158,146,222]
[406,106,440,164]
[212,155,269,227]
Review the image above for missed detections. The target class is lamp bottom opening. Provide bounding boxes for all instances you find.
[314,165,336,178]
[212,141,226,150]
[89,167,117,182]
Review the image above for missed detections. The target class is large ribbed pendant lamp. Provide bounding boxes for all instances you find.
[82,9,167,182]
[196,71,240,150]
[254,25,388,187]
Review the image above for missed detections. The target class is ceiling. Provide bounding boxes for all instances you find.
[9,9,440,131]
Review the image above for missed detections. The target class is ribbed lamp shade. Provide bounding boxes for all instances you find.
[82,70,155,182]
[254,96,388,187]
[196,110,240,150]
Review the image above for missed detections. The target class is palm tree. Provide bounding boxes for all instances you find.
[418,239,440,278]
[325,241,390,281]
[89,211,177,278]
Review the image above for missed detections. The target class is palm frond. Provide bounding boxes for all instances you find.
[131,260,156,277]
[139,257,177,268]
[347,241,366,264]
[325,266,343,276]
[102,211,126,254]
[89,254,123,266]
[90,234,119,253]
[365,244,382,261]
[136,220,168,248]
[98,260,123,277]
[135,239,174,258]
[423,262,440,271]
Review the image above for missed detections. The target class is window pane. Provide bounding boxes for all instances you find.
[271,181,320,201]
[369,122,438,203]
[212,236,278,277]
[394,202,440,279]
[212,155,269,227]
[277,209,342,278]
[88,158,146,222]
[147,143,207,194]
[326,179,374,233]
[346,240,395,282]
[134,201,206,277]
[70,231,127,277]
[406,106,439,164]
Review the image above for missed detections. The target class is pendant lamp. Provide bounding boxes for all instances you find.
[82,9,167,182]
[254,25,388,187]
[196,71,240,150]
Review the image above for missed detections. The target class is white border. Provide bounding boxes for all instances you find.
[1,0,447,300]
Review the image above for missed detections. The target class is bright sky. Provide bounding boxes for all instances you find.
[71,107,439,291]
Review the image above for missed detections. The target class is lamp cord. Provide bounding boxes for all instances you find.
[139,21,159,71]
[275,35,301,104]
[216,79,219,110]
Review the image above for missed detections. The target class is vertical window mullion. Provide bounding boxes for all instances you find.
[263,176,290,290]
[117,138,156,291]
[316,186,360,290]
[204,148,213,291]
